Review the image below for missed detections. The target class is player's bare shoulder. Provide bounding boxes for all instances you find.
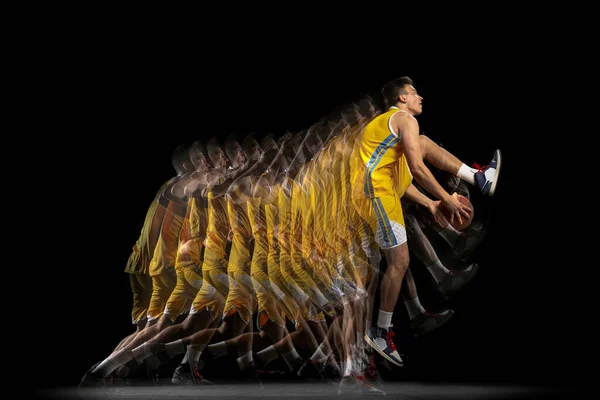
[206,168,226,187]
[391,110,419,136]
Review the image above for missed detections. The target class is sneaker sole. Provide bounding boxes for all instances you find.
[363,334,403,367]
[489,149,502,196]
[171,372,193,385]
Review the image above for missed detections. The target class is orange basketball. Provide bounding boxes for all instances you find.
[441,194,474,231]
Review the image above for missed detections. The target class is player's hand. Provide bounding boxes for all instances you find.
[442,192,472,226]
[428,200,450,227]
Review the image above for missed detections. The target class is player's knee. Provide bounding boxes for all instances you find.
[405,212,418,227]
[419,134,432,152]
[387,256,410,275]
[158,314,175,331]
[135,318,148,331]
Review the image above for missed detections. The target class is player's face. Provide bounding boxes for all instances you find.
[210,146,229,170]
[406,85,423,116]
[230,144,247,168]
[190,148,209,171]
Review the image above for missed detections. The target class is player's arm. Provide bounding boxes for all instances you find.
[183,170,208,198]
[252,173,277,205]
[226,176,252,204]
[395,114,469,224]
[157,175,181,208]
[202,170,234,199]
[402,183,448,227]
[167,172,195,203]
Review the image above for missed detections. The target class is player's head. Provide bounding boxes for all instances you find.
[357,94,380,120]
[171,142,194,175]
[206,137,228,170]
[225,133,247,169]
[242,133,263,162]
[381,76,423,116]
[189,140,210,172]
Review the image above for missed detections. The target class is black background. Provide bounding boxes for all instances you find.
[26,22,590,392]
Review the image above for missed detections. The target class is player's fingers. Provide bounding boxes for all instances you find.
[461,202,473,214]
[461,207,471,218]
[454,211,463,225]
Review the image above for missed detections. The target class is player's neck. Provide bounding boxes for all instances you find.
[389,105,408,113]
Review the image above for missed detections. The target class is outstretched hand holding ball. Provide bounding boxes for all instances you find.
[440,192,474,230]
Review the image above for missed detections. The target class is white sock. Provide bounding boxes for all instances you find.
[377,310,393,329]
[439,224,461,246]
[457,164,477,185]
[256,345,279,366]
[130,342,151,363]
[208,341,228,360]
[236,351,254,370]
[350,344,365,373]
[92,350,133,377]
[282,348,303,372]
[309,342,329,363]
[427,259,450,283]
[404,296,426,320]
[185,345,203,369]
[93,359,119,378]
[165,339,186,359]
[343,357,353,377]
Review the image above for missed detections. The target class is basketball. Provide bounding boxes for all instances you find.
[440,193,474,231]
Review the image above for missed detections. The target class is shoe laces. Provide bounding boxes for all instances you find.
[364,355,377,378]
[355,374,377,389]
[472,162,488,173]
[384,330,397,351]
[368,354,376,370]
[193,368,206,381]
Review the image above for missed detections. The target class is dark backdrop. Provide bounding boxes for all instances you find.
[30,33,589,391]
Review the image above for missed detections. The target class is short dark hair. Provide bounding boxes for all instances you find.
[381,76,413,109]
[242,133,259,156]
[171,142,192,174]
[206,136,222,166]
[189,140,205,157]
[224,133,241,161]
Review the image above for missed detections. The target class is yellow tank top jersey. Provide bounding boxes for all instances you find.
[247,192,268,272]
[125,181,170,275]
[351,107,406,199]
[264,181,280,267]
[175,195,208,270]
[277,177,293,258]
[312,149,336,259]
[226,186,253,273]
[204,182,230,263]
[313,139,343,283]
[148,200,185,276]
[290,168,309,258]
